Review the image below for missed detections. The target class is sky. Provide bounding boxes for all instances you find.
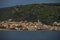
[0,0,60,8]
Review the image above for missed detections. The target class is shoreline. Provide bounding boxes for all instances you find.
[0,27,59,31]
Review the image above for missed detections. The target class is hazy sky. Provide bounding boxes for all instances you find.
[0,0,60,8]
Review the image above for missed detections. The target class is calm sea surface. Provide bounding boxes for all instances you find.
[0,30,60,40]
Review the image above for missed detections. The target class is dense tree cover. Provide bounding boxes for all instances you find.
[0,4,60,25]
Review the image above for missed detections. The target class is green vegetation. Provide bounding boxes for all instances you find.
[0,4,60,25]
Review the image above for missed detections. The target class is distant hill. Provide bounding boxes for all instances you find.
[0,3,60,25]
[42,3,60,6]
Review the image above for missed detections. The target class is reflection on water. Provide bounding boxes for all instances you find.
[0,30,60,40]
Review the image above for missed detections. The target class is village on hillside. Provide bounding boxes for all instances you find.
[0,19,60,31]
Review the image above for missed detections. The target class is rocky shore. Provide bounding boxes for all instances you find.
[0,21,60,31]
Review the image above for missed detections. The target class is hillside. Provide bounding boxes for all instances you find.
[0,4,60,25]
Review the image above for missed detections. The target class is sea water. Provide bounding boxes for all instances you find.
[0,30,60,40]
